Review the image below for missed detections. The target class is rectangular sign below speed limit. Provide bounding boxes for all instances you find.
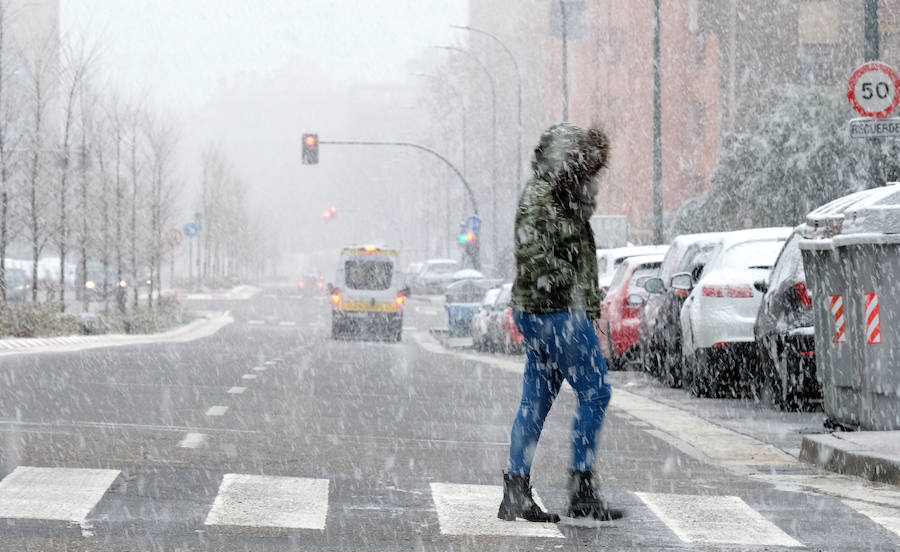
[849,117,900,138]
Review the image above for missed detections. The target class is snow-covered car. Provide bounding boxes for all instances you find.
[471,287,501,351]
[600,254,664,370]
[596,245,669,295]
[754,228,820,410]
[4,267,29,302]
[638,232,726,386]
[678,227,792,398]
[414,259,459,294]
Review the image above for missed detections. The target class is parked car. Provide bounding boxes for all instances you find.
[471,287,502,351]
[600,254,665,370]
[596,245,669,296]
[414,259,460,294]
[402,262,423,290]
[754,228,820,410]
[495,284,524,354]
[638,232,726,386]
[678,227,792,398]
[4,267,29,302]
[444,278,492,337]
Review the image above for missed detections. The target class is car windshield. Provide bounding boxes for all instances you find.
[344,259,393,290]
[713,240,787,272]
[427,262,457,274]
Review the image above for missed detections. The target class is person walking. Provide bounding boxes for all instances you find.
[497,123,622,523]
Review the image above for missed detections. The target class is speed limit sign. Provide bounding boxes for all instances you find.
[847,61,900,118]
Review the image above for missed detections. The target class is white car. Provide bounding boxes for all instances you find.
[596,245,669,294]
[414,259,460,294]
[677,227,792,398]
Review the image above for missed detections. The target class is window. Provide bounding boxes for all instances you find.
[344,260,393,290]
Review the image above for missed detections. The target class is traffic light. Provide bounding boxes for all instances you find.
[456,227,480,269]
[302,133,318,165]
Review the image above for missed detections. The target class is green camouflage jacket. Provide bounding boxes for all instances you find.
[510,123,608,319]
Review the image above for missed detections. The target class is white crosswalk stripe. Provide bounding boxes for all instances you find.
[205,474,329,530]
[430,482,563,538]
[0,466,120,522]
[636,492,803,547]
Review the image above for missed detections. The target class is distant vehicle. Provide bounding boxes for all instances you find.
[600,254,665,370]
[495,284,524,354]
[415,258,460,294]
[330,246,407,342]
[75,261,118,301]
[596,245,669,296]
[444,278,493,338]
[471,287,502,351]
[678,227,792,398]
[754,228,820,410]
[638,232,726,386]
[4,267,28,303]
[589,214,629,249]
[297,273,325,294]
[402,262,424,290]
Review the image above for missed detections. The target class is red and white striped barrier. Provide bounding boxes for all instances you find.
[830,294,846,344]
[865,292,882,345]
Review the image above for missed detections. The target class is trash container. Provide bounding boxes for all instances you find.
[444,279,494,337]
[799,183,900,430]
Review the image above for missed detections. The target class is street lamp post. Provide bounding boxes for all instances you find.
[434,45,498,267]
[414,72,467,256]
[450,24,523,198]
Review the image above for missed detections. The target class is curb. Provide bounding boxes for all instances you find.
[800,433,900,486]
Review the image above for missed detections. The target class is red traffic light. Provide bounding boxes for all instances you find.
[302,133,319,165]
[330,205,337,214]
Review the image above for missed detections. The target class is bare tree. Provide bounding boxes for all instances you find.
[22,33,58,302]
[55,40,94,311]
[143,111,179,308]
[0,2,24,303]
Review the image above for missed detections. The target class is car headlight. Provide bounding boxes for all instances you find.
[85,280,96,289]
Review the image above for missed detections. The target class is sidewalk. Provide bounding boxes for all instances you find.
[0,311,233,355]
[801,431,900,486]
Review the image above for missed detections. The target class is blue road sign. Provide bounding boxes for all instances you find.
[465,215,482,233]
[183,222,200,238]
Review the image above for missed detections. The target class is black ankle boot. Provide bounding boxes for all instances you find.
[497,472,560,523]
[567,470,624,520]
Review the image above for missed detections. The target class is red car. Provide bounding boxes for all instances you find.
[600,254,665,370]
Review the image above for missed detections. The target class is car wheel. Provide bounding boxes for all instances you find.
[690,349,715,398]
[331,319,341,340]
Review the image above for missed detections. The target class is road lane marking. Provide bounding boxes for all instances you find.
[205,406,228,416]
[0,466,120,522]
[636,493,802,547]
[0,419,258,435]
[227,387,246,394]
[264,361,276,366]
[430,482,562,538]
[179,433,208,448]
[844,500,900,538]
[278,321,296,327]
[205,474,329,530]
[241,374,257,380]
[248,320,265,325]
[252,366,267,372]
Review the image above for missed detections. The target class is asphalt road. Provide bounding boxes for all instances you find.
[0,285,898,551]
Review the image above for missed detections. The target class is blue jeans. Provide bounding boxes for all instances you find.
[508,310,611,474]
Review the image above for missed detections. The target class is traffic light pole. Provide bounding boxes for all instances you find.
[318,140,479,217]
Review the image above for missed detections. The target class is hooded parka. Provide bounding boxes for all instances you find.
[510,123,609,320]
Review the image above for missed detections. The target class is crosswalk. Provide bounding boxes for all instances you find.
[0,465,897,546]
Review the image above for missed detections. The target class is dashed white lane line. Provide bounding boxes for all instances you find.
[264,361,276,366]
[253,366,267,372]
[636,493,802,547]
[844,500,900,538]
[278,321,296,327]
[179,433,208,449]
[205,474,330,530]
[227,387,246,394]
[241,374,257,380]
[205,405,229,417]
[248,320,265,326]
[0,466,120,522]
[430,482,562,538]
